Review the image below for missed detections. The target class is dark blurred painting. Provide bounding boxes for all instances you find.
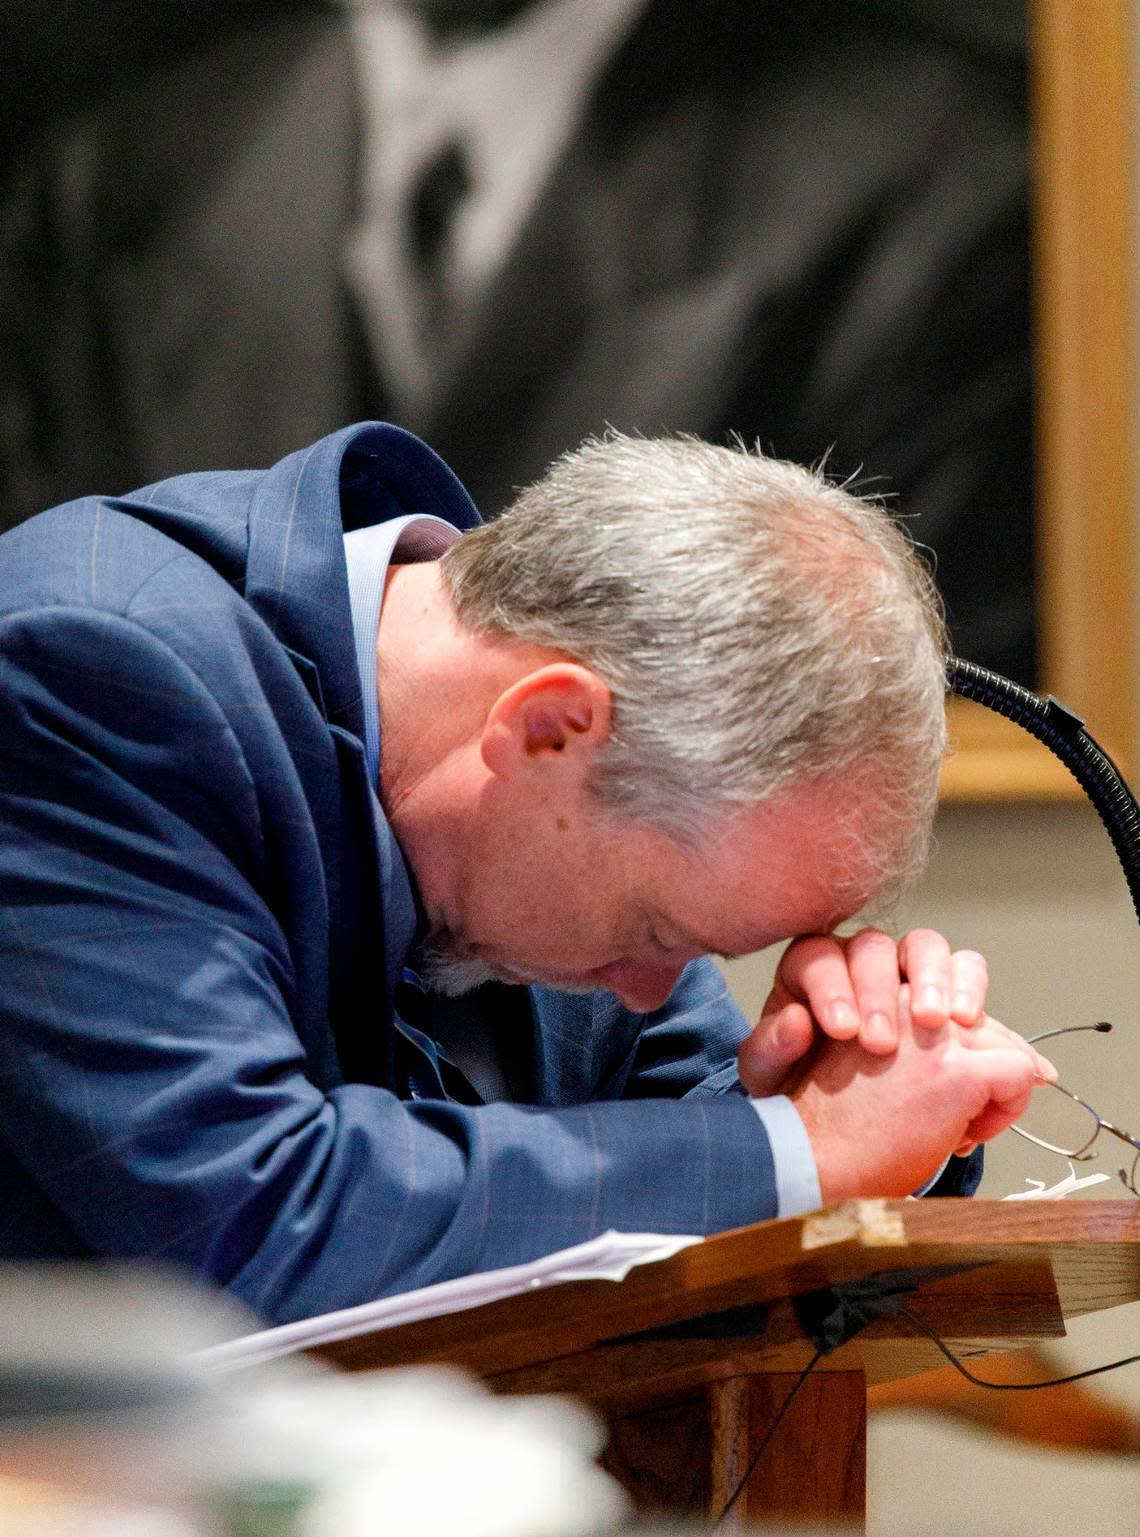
[1,0,1034,681]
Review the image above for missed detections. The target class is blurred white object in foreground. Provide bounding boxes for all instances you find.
[281,1368,626,1537]
[0,1265,626,1537]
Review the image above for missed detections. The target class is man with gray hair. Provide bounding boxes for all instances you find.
[0,421,1049,1325]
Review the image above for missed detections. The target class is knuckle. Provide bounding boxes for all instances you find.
[848,925,887,944]
[797,933,838,956]
[955,949,989,978]
[778,933,836,972]
[850,927,897,958]
[903,926,941,947]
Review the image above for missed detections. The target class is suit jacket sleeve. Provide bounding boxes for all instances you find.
[594,957,982,1196]
[0,605,782,1325]
[582,956,751,1100]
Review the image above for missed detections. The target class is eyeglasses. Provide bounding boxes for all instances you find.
[1011,1023,1140,1196]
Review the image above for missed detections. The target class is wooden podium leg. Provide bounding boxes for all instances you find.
[711,1371,866,1528]
[602,1369,866,1528]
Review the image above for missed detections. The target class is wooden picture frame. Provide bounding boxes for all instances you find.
[940,0,1136,800]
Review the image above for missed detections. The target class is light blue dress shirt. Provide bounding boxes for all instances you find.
[342,520,822,1218]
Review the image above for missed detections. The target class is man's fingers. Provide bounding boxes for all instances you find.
[959,1044,1041,1143]
[948,948,988,1024]
[737,1002,815,1095]
[901,933,989,1030]
[775,935,861,1040]
[844,927,903,1054]
[964,1093,1034,1146]
[958,1014,1057,1082]
[898,928,953,1028]
[776,928,996,1057]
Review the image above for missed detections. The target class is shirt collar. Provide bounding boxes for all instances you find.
[343,514,460,790]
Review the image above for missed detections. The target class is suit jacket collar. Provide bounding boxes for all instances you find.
[127,422,480,1091]
[244,420,480,733]
[240,422,481,1085]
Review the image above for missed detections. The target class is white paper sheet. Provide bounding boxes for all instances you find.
[198,1230,703,1372]
[1003,1165,1111,1199]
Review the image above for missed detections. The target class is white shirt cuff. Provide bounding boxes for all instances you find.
[749,1095,822,1217]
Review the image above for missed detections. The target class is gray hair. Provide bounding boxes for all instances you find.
[440,433,947,905]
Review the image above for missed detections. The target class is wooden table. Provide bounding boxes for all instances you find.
[312,1199,1140,1527]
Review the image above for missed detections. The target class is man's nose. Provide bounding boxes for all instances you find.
[596,960,685,1012]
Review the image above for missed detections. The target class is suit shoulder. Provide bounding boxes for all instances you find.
[0,489,251,625]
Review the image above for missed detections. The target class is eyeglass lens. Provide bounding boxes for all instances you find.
[1013,1080,1101,1159]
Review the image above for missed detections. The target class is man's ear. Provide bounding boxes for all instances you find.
[480,664,612,779]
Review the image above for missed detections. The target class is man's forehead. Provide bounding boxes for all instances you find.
[663,794,874,956]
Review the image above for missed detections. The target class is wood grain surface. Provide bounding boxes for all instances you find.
[315,1200,1140,1401]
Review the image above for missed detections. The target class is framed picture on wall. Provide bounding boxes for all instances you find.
[942,0,1135,800]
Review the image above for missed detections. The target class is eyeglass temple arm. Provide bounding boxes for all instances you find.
[1026,1023,1113,1046]
[1095,1118,1140,1155]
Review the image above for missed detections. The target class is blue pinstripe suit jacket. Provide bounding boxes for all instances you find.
[0,422,802,1324]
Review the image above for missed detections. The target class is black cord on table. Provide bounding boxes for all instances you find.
[896,1303,1140,1389]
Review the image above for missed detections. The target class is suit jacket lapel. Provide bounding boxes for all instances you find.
[243,422,481,1085]
[243,420,479,721]
[244,427,365,730]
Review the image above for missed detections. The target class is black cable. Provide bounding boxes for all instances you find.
[712,1307,1140,1526]
[946,657,1140,926]
[713,1349,823,1526]
[897,1302,1140,1389]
